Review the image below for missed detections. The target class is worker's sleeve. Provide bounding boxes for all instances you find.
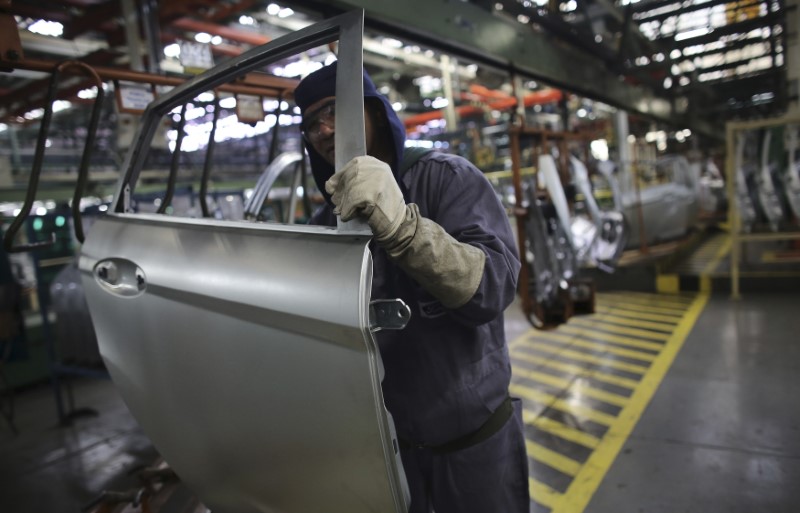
[404,154,521,326]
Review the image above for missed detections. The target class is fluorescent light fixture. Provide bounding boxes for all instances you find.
[194,32,212,44]
[675,27,710,42]
[164,43,181,58]
[28,19,63,37]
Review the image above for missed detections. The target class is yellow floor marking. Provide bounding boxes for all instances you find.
[761,250,800,264]
[512,350,640,390]
[532,332,657,363]
[600,291,695,306]
[526,439,582,477]
[595,299,688,315]
[593,305,683,324]
[579,312,676,333]
[548,293,710,513]
[517,342,649,374]
[514,367,630,407]
[530,478,562,509]
[569,317,670,342]
[558,325,664,352]
[510,383,618,426]
[701,235,731,276]
[523,411,601,449]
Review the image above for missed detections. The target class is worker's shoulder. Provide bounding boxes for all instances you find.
[410,151,483,178]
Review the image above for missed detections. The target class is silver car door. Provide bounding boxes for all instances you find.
[79,10,409,513]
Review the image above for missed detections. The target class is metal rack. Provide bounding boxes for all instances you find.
[725,113,800,298]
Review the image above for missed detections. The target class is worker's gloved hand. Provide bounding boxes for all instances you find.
[380,204,486,309]
[326,156,486,309]
[326,156,406,242]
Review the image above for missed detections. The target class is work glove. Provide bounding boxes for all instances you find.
[327,156,486,309]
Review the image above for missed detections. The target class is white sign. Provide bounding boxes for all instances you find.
[236,95,265,124]
[117,82,155,112]
[179,41,214,73]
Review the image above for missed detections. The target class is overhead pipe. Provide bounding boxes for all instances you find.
[404,88,563,129]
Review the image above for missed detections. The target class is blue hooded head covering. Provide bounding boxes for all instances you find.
[293,61,407,204]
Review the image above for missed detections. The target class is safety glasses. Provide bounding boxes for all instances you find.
[301,100,336,143]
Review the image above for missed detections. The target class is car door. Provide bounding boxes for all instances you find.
[79,10,409,513]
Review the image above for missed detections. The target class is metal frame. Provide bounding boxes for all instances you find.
[725,113,800,298]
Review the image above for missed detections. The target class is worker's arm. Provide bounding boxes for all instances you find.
[327,155,519,323]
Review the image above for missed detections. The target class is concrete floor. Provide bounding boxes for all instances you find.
[0,292,798,513]
[584,293,800,513]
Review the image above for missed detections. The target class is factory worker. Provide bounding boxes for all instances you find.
[294,61,528,513]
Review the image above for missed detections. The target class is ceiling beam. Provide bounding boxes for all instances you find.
[290,0,721,138]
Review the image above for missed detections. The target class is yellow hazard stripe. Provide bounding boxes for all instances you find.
[511,350,640,390]
[532,332,657,363]
[589,313,677,333]
[600,291,695,306]
[548,293,709,513]
[530,478,562,509]
[569,317,670,341]
[517,343,649,374]
[515,367,630,407]
[526,439,582,477]
[593,305,683,324]
[522,411,601,449]
[557,324,665,352]
[596,299,688,315]
[510,383,618,426]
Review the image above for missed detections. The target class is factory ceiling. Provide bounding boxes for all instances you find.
[0,0,791,142]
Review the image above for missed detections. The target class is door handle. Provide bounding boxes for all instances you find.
[94,259,146,297]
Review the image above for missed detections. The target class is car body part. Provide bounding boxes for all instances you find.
[756,129,786,231]
[520,179,571,329]
[599,155,699,248]
[80,10,410,513]
[569,156,627,271]
[243,151,307,223]
[734,132,759,233]
[783,125,800,220]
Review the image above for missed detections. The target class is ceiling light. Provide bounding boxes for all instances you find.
[278,7,294,18]
[78,87,98,99]
[239,15,255,25]
[382,38,404,49]
[266,3,280,15]
[211,35,222,45]
[675,27,709,42]
[195,32,212,44]
[28,19,63,37]
[164,43,181,58]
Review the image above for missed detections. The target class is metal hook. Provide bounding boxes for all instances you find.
[199,93,220,218]
[157,103,187,215]
[3,60,105,252]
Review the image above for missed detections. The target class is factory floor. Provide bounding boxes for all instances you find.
[1,291,798,513]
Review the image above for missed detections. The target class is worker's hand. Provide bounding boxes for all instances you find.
[326,156,406,242]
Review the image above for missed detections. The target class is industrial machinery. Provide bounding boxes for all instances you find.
[784,125,800,221]
[78,11,411,513]
[597,155,698,249]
